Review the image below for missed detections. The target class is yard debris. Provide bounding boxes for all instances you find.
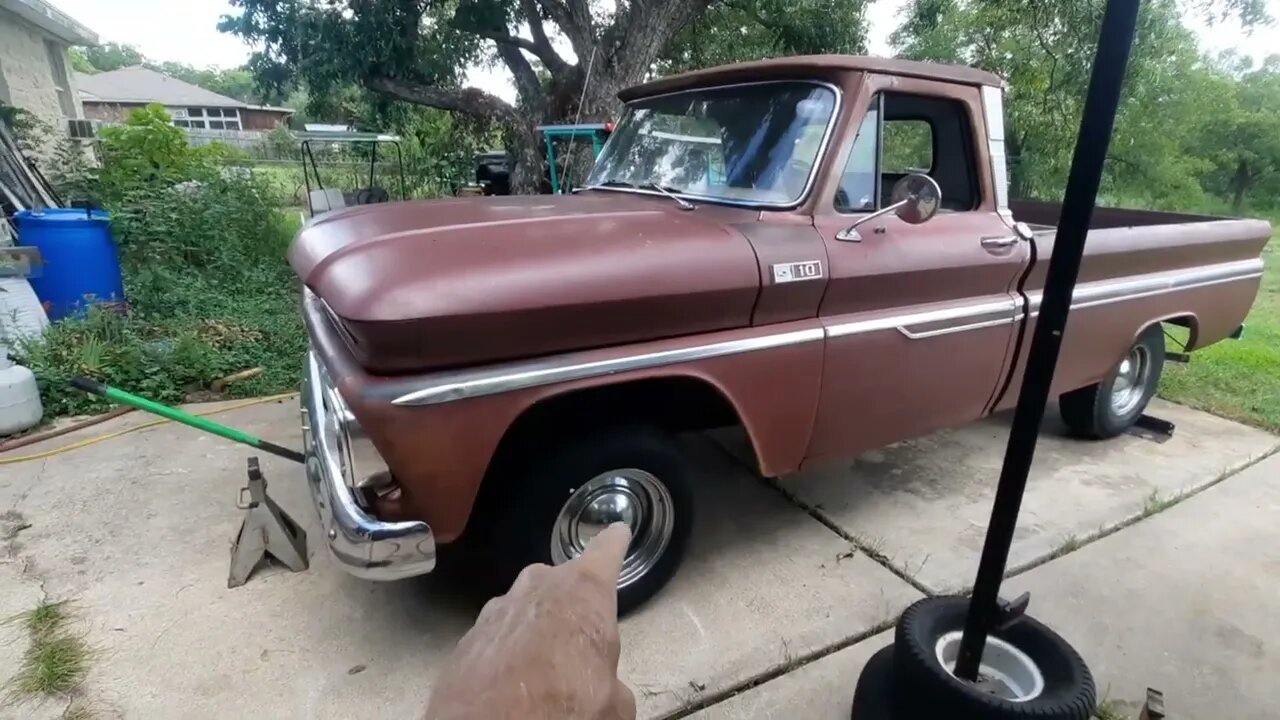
[211,367,264,393]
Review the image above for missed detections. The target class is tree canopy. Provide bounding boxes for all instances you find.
[891,0,1278,212]
[220,0,873,190]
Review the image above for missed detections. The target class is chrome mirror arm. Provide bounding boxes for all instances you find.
[835,199,908,242]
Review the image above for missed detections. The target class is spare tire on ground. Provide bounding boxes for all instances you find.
[890,596,1096,720]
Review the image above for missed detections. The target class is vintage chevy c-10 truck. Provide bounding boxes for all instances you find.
[293,56,1270,611]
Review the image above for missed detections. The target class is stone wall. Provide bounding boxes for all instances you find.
[0,6,83,156]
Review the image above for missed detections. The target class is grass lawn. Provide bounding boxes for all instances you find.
[1159,228,1280,433]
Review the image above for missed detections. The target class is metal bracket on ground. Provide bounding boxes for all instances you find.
[1125,414,1176,444]
[228,456,309,588]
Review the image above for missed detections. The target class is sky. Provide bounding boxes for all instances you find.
[51,0,1280,105]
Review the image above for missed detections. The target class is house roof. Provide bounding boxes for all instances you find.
[0,0,97,45]
[76,66,290,113]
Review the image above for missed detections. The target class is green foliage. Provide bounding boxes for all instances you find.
[11,106,304,417]
[661,0,870,74]
[78,42,145,72]
[891,0,1276,212]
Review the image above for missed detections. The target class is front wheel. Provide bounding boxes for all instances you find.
[1060,324,1165,439]
[468,425,694,614]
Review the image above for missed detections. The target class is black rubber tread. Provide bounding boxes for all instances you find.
[1060,324,1165,439]
[892,596,1096,720]
[466,425,694,615]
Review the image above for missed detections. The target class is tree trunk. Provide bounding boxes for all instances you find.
[507,121,545,194]
[1230,157,1250,214]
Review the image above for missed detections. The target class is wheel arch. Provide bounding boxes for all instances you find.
[1153,312,1199,351]
[483,373,763,484]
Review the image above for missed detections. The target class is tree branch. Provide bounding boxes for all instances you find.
[537,0,594,60]
[496,43,545,112]
[474,30,543,56]
[366,76,518,124]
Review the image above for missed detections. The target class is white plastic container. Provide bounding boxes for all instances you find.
[0,361,43,436]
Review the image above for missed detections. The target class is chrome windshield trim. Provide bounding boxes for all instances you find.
[392,327,826,406]
[584,80,843,211]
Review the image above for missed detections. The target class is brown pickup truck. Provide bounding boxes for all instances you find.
[294,55,1270,611]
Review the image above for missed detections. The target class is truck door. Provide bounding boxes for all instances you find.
[805,76,1030,463]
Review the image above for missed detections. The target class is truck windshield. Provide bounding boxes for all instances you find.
[586,82,837,207]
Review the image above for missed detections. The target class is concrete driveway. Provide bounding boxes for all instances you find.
[1,397,1275,719]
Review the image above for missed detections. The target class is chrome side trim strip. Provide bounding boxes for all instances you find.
[392,327,825,406]
[898,315,1018,340]
[1026,259,1263,315]
[827,298,1017,339]
[389,259,1262,407]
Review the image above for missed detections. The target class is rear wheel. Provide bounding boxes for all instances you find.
[468,425,694,614]
[1060,325,1165,439]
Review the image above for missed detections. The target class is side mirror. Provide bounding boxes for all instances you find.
[889,173,941,224]
[836,173,943,242]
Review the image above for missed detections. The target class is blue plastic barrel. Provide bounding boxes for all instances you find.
[14,208,125,320]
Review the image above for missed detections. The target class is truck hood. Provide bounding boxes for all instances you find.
[291,193,762,372]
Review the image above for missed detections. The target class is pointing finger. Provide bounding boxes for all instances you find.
[575,522,632,585]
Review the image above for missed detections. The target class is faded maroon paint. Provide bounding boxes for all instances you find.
[292,193,763,372]
[305,291,823,541]
[619,56,1005,104]
[805,73,1028,462]
[990,206,1271,409]
[296,56,1272,546]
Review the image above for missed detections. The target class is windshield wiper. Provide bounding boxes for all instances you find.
[583,179,695,210]
[642,181,696,210]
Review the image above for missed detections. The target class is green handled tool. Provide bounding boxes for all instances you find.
[69,377,305,464]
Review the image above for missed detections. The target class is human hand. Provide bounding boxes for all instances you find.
[425,523,637,720]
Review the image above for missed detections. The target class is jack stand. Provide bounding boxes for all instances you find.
[1125,414,1176,444]
[228,457,309,588]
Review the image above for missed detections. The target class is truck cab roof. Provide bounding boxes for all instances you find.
[618,55,1006,103]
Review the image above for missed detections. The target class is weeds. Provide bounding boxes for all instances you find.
[1094,697,1128,720]
[1051,533,1082,558]
[1141,489,1177,518]
[6,599,90,700]
[6,106,307,417]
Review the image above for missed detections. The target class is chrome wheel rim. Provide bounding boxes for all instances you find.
[550,469,674,588]
[1110,345,1151,417]
[934,631,1045,702]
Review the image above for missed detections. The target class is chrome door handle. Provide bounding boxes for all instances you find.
[980,236,1019,250]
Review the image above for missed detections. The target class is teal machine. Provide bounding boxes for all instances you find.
[538,123,613,194]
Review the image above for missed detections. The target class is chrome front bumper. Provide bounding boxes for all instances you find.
[301,351,436,580]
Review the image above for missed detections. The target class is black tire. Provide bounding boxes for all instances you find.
[1060,324,1165,439]
[892,597,1096,720]
[467,425,693,614]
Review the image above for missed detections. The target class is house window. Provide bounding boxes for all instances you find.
[43,40,76,118]
[170,107,242,131]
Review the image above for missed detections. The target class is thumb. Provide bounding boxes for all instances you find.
[575,522,632,584]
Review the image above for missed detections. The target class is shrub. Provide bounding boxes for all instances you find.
[11,105,306,416]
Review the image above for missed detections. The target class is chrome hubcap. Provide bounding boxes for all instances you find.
[1110,345,1151,417]
[551,469,674,588]
[935,631,1045,702]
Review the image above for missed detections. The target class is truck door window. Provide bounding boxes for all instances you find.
[882,121,933,175]
[835,92,979,213]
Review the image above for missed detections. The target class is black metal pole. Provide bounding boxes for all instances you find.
[954,0,1142,680]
